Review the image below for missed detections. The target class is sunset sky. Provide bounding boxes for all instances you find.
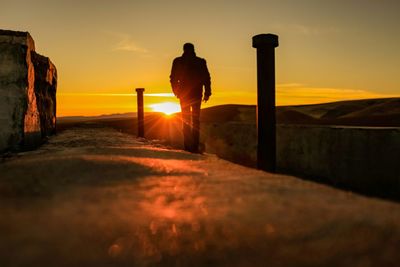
[1,0,400,116]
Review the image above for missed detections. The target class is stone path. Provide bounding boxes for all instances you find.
[0,124,399,267]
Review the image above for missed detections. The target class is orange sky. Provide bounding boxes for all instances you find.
[1,0,399,116]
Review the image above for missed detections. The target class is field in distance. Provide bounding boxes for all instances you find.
[58,97,400,130]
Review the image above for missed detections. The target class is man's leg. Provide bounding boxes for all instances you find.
[180,98,192,151]
[191,99,202,153]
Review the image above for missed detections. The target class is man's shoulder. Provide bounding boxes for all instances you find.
[195,56,207,64]
[173,56,206,64]
[173,56,183,63]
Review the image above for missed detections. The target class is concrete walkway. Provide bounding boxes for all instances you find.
[1,124,399,267]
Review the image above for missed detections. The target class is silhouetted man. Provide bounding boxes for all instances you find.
[170,43,211,153]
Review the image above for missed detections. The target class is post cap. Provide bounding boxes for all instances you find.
[135,88,145,92]
[252,34,279,48]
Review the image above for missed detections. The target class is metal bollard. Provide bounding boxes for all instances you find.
[136,88,145,138]
[252,34,279,172]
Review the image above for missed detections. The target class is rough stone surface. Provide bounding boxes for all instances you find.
[1,125,399,267]
[277,125,400,198]
[198,122,400,198]
[32,52,57,137]
[0,30,57,152]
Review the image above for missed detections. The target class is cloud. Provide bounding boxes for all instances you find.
[59,93,175,97]
[277,83,304,88]
[112,34,148,53]
[276,85,397,105]
[210,85,397,106]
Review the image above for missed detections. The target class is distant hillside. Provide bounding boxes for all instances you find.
[58,112,136,122]
[286,98,400,119]
[200,104,254,123]
[201,97,400,127]
[57,98,400,128]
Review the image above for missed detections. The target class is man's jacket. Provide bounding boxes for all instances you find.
[170,52,211,99]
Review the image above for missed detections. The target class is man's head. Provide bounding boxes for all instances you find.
[183,43,195,53]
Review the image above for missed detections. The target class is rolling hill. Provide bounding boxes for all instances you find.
[58,97,400,128]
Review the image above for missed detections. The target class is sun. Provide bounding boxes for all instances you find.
[150,102,181,115]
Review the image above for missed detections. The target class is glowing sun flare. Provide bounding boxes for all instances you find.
[150,102,181,115]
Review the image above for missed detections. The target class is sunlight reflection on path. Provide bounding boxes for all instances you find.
[0,126,400,267]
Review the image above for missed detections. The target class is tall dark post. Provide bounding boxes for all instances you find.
[252,34,279,172]
[136,88,145,138]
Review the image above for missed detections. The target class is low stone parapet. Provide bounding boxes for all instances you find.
[200,122,400,199]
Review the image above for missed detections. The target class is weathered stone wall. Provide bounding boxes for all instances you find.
[198,122,400,198]
[0,30,57,152]
[277,125,400,198]
[32,52,57,137]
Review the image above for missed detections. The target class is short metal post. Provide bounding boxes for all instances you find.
[136,88,145,138]
[252,34,279,172]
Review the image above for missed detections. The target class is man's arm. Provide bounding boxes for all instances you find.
[170,58,180,97]
[202,59,211,101]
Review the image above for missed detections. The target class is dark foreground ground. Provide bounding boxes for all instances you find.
[1,125,400,267]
